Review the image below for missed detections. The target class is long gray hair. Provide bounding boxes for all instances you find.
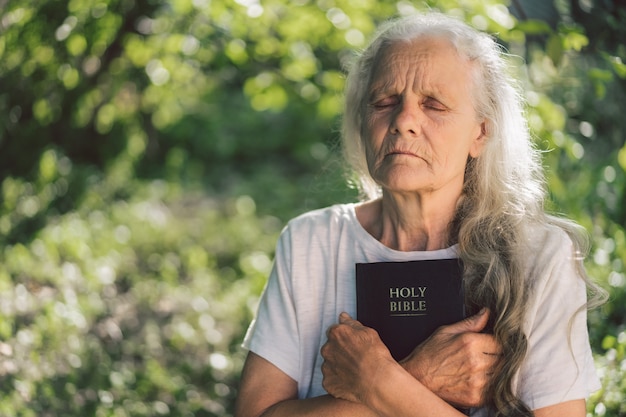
[341,12,605,416]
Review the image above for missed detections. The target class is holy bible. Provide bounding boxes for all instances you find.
[356,258,465,361]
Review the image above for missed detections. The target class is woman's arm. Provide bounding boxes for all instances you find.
[399,308,501,408]
[235,350,471,417]
[234,352,378,417]
[321,309,500,409]
[235,350,587,417]
[236,309,501,417]
[321,313,472,417]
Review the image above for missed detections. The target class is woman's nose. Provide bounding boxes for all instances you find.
[390,100,422,136]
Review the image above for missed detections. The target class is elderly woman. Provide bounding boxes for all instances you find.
[235,12,604,417]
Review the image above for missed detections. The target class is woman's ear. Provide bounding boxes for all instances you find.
[469,121,488,158]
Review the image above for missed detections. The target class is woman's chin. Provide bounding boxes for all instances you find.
[373,166,432,193]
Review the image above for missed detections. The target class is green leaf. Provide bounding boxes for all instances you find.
[514,19,552,35]
[602,335,616,350]
[562,31,588,52]
[607,55,626,79]
[618,144,626,172]
[546,34,563,67]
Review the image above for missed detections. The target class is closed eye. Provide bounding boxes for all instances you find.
[423,97,446,111]
[371,95,400,109]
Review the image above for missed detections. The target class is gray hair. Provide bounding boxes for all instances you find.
[342,12,543,212]
[341,12,605,417]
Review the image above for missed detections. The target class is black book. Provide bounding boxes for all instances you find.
[356,258,465,361]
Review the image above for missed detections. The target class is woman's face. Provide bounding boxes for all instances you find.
[362,36,486,198]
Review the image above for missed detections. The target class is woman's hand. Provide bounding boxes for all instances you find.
[400,308,502,408]
[321,309,501,410]
[320,312,397,405]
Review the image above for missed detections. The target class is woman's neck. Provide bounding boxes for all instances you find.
[356,192,459,252]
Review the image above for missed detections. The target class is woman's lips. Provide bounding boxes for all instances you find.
[385,150,418,157]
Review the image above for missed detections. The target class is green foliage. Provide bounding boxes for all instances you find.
[0,177,278,416]
[0,0,624,415]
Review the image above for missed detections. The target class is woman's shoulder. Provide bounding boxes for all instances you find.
[523,221,574,253]
[284,203,357,232]
[276,203,362,257]
[520,220,582,276]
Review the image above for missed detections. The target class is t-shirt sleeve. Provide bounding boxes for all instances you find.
[516,233,601,410]
[242,225,301,382]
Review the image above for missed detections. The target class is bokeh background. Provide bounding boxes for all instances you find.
[0,0,624,416]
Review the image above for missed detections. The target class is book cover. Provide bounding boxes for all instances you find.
[356,258,465,361]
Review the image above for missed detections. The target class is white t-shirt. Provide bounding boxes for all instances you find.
[243,203,600,413]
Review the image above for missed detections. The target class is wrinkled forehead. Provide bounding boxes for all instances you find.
[367,36,477,96]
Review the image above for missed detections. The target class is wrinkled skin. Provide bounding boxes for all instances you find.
[321,309,501,409]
